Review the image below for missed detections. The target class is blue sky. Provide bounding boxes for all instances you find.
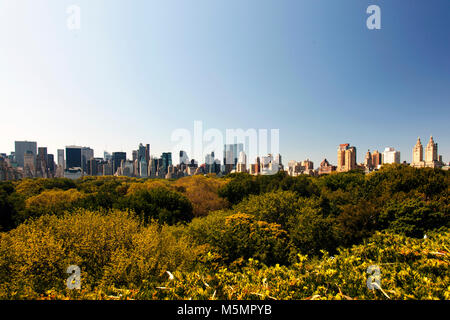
[1,0,449,166]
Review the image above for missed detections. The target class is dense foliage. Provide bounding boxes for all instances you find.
[0,165,448,299]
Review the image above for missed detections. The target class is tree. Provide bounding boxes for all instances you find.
[121,187,193,225]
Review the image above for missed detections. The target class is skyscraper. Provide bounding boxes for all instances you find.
[180,150,189,165]
[364,150,373,170]
[223,143,244,173]
[23,151,36,178]
[66,146,82,169]
[104,151,112,161]
[145,144,150,163]
[112,152,126,175]
[14,141,37,168]
[47,154,55,176]
[36,147,48,177]
[57,149,65,170]
[161,152,172,172]
[81,147,94,173]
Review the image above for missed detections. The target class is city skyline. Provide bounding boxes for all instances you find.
[1,135,447,178]
[1,134,447,169]
[1,1,449,166]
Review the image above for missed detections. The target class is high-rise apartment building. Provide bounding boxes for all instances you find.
[412,137,423,165]
[337,144,357,172]
[371,150,382,168]
[411,136,442,168]
[364,150,373,170]
[382,147,401,164]
[425,136,438,164]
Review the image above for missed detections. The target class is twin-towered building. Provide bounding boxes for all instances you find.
[411,136,443,168]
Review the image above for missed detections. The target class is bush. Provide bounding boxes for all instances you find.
[0,209,202,299]
[188,211,290,266]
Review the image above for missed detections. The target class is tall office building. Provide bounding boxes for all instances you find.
[223,143,244,173]
[161,153,172,172]
[132,150,138,162]
[36,147,48,177]
[139,158,148,178]
[136,143,148,176]
[87,158,100,176]
[57,149,65,170]
[382,147,401,164]
[145,144,150,163]
[137,144,146,162]
[337,144,357,172]
[23,151,36,177]
[180,150,189,164]
[47,154,55,176]
[112,152,126,175]
[15,141,37,168]
[66,146,82,169]
[81,147,94,173]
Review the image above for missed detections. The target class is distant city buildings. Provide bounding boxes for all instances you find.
[288,159,315,176]
[0,136,448,181]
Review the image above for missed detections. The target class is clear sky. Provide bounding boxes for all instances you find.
[1,0,449,166]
